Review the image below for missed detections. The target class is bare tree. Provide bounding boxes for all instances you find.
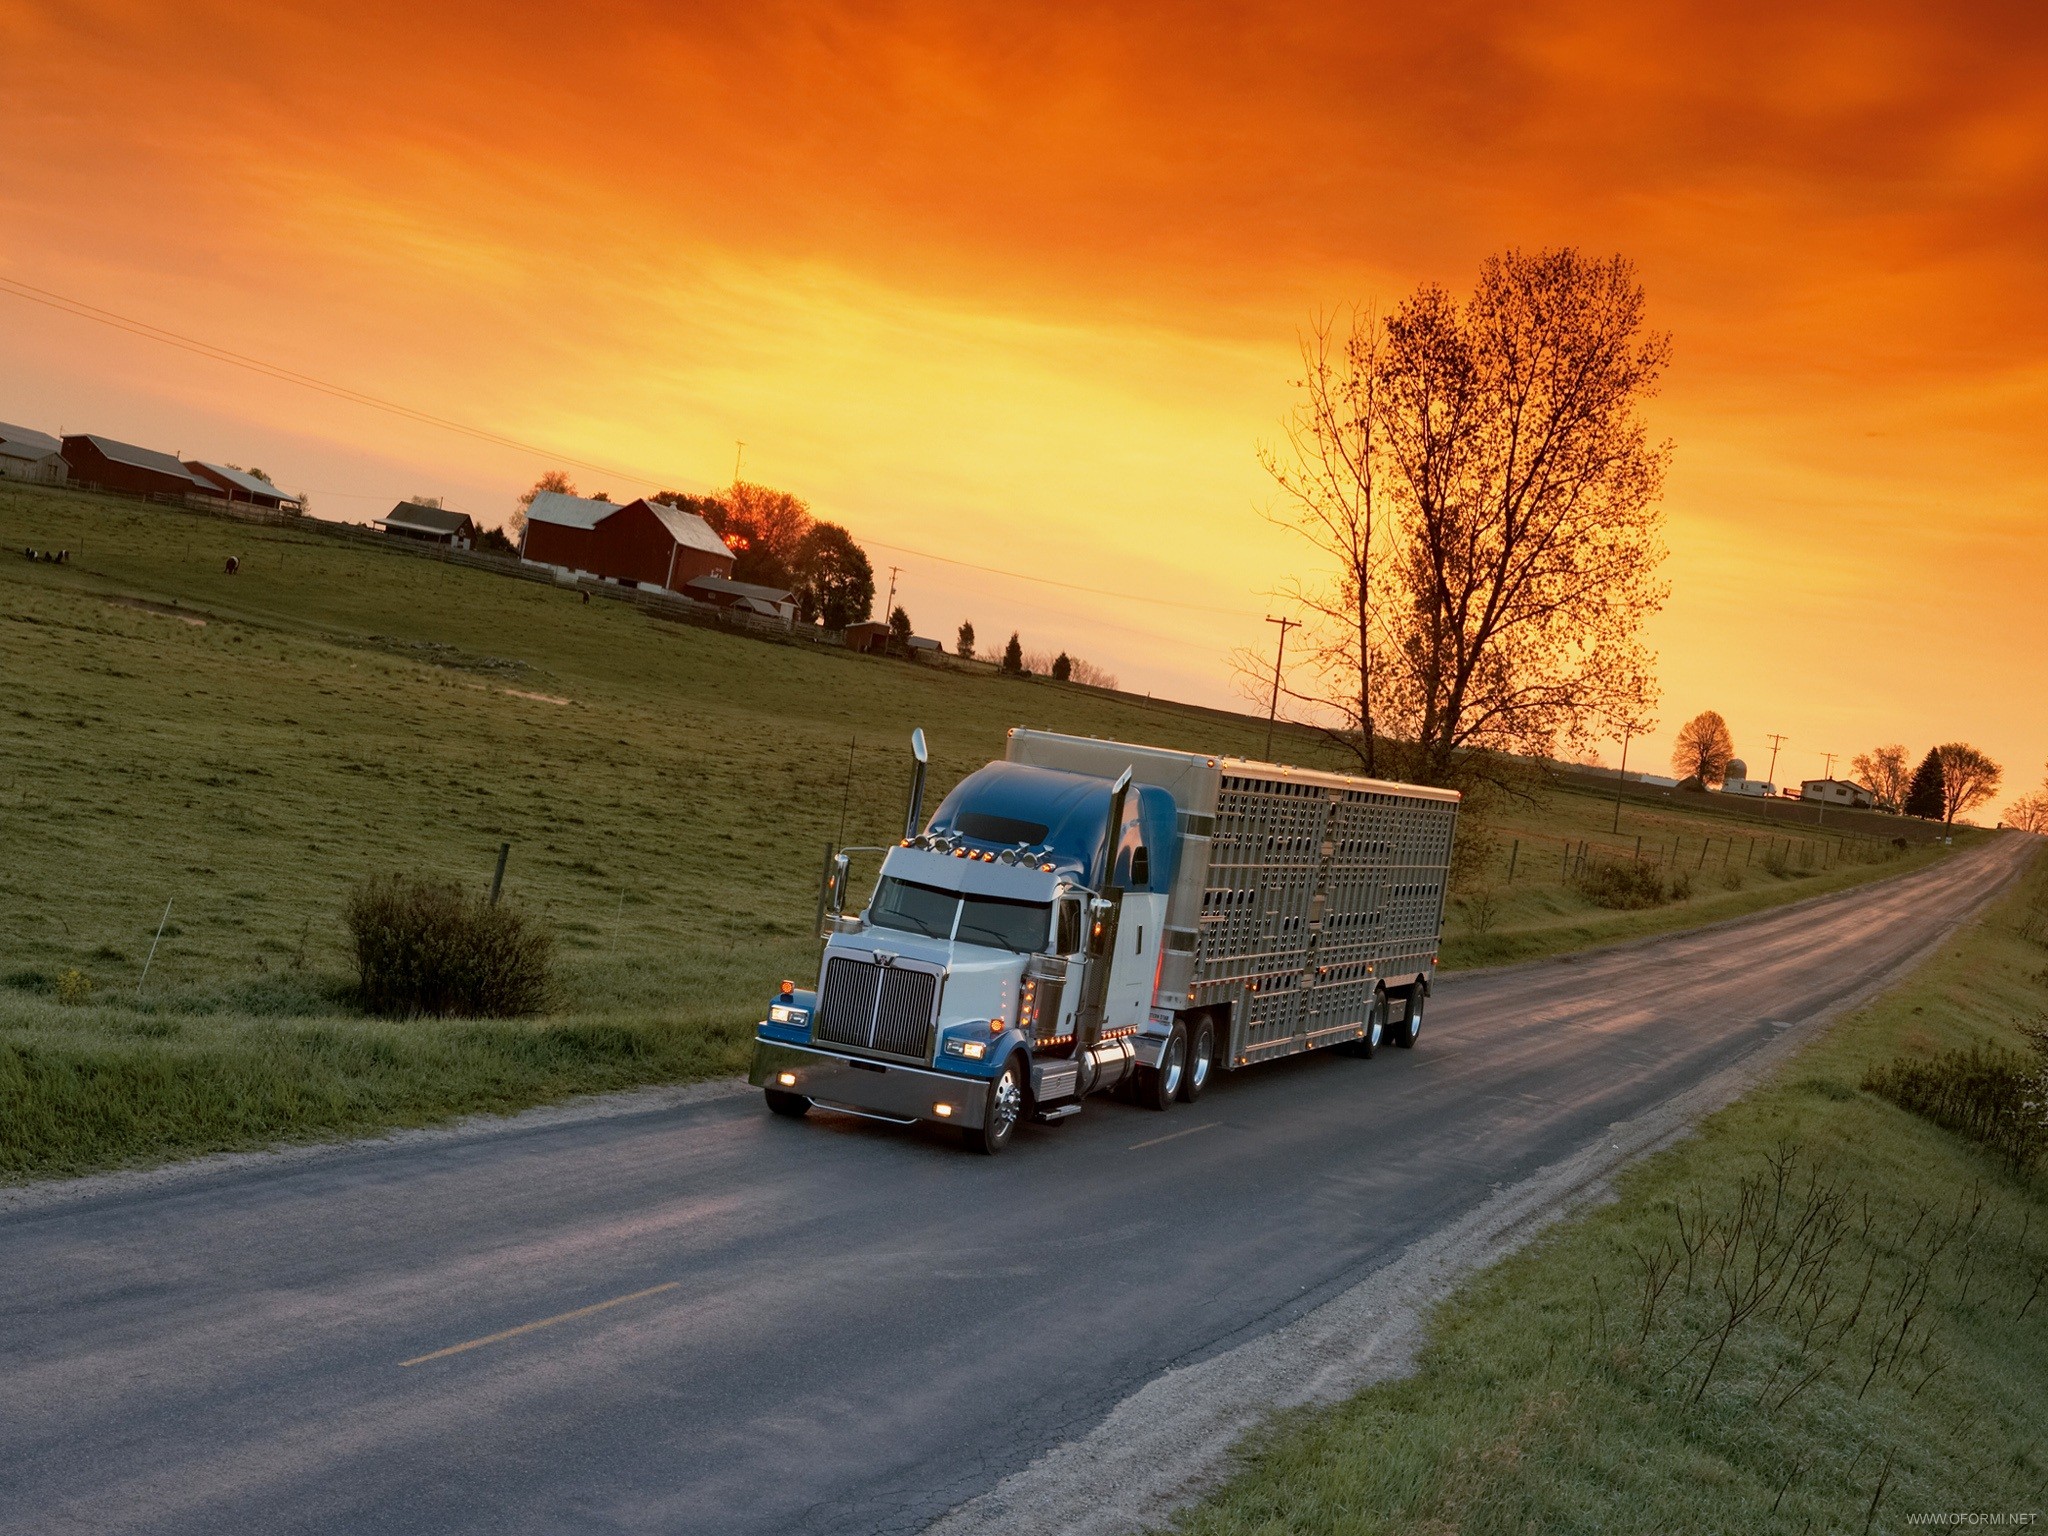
[1672,710,1736,786]
[1934,743,2002,825]
[2007,790,2048,834]
[1850,744,1910,812]
[1256,250,1669,784]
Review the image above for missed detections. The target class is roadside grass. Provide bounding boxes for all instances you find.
[0,484,1975,1178]
[1175,840,2048,1536]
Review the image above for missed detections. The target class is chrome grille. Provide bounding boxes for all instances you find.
[814,955,938,1060]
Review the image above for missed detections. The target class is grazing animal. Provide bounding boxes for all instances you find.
[224,555,240,575]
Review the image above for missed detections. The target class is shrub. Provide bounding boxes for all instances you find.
[343,874,552,1018]
[56,969,92,1005]
[1720,868,1745,891]
[1667,867,1693,902]
[1863,1041,2047,1172]
[1574,859,1669,910]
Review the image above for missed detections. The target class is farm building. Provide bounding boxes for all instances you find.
[681,573,797,623]
[0,422,68,485]
[184,462,303,512]
[1718,759,1778,798]
[378,501,477,548]
[520,493,734,592]
[60,435,212,499]
[1800,778,1876,809]
[842,620,891,653]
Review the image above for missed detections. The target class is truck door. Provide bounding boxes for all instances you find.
[1103,891,1168,1029]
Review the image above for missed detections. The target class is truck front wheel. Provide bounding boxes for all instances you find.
[764,1089,811,1118]
[964,1058,1026,1154]
[1134,1021,1187,1111]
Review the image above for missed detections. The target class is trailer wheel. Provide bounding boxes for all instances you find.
[1179,1014,1216,1103]
[764,1089,811,1118]
[1390,986,1425,1049]
[1134,1021,1187,1112]
[964,1057,1026,1154]
[1337,992,1386,1058]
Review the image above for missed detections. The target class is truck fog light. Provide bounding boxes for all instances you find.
[776,1072,798,1087]
[934,1103,954,1117]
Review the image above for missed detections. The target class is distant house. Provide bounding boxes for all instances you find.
[60,435,211,499]
[842,620,892,653]
[521,493,734,592]
[906,635,943,657]
[185,462,302,513]
[377,501,477,548]
[1800,778,1875,809]
[681,573,797,623]
[1718,758,1777,798]
[0,422,68,485]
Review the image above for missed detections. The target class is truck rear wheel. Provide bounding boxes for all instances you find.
[1337,993,1387,1058]
[764,1089,811,1118]
[963,1057,1026,1154]
[1389,986,1425,1049]
[1178,1014,1215,1103]
[1134,1021,1186,1111]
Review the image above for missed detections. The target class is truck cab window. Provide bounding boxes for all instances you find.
[1056,897,1083,955]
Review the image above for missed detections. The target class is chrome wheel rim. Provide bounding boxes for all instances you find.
[1190,1034,1212,1089]
[1409,998,1423,1040]
[1369,1002,1384,1047]
[990,1069,1023,1138]
[1162,1036,1185,1098]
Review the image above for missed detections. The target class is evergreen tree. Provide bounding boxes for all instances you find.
[888,606,913,649]
[955,621,975,658]
[1001,632,1024,674]
[1903,748,1944,820]
[1052,652,1072,681]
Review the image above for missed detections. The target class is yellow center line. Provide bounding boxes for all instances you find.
[399,1281,681,1368]
[1129,1122,1217,1151]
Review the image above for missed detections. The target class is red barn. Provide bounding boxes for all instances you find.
[521,492,733,592]
[61,435,212,499]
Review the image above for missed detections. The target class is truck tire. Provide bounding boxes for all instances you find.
[964,1057,1026,1154]
[1134,1021,1187,1112]
[1337,992,1386,1058]
[1178,1014,1216,1103]
[764,1089,811,1118]
[1389,986,1425,1049]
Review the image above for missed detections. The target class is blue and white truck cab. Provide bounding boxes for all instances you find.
[749,727,1460,1153]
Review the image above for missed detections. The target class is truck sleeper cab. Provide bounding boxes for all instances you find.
[748,727,1459,1152]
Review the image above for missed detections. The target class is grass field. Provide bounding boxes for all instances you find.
[1176,843,2048,1536]
[0,484,1973,1177]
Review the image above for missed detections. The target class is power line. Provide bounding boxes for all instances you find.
[858,535,1266,618]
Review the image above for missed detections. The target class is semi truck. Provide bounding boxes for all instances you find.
[748,728,1460,1152]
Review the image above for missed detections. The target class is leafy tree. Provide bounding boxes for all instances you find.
[1850,744,1910,812]
[1933,742,2001,825]
[791,522,874,629]
[698,480,814,589]
[1001,632,1024,675]
[1671,711,1736,786]
[474,525,516,556]
[513,470,575,544]
[1257,248,1669,784]
[956,621,975,658]
[888,606,913,649]
[1904,749,1945,820]
[1051,652,1072,681]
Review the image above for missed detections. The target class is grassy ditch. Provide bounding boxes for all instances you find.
[1176,839,2048,1536]
[0,484,1973,1179]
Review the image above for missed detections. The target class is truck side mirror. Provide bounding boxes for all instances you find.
[830,853,850,915]
[1129,845,1150,886]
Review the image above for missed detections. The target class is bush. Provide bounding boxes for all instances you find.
[56,968,92,1005]
[1574,859,1669,910]
[343,874,552,1018]
[1863,1040,2047,1172]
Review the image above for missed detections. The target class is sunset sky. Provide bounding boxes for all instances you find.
[3,1,2043,809]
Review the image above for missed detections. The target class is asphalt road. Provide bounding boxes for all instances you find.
[0,838,2026,1536]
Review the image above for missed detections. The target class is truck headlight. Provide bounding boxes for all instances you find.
[943,1038,988,1060]
[768,1004,810,1026]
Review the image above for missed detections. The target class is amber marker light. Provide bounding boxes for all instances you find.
[776,1072,797,1087]
[933,1104,954,1118]
[779,980,795,996]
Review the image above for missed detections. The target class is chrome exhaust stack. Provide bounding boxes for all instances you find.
[903,728,930,840]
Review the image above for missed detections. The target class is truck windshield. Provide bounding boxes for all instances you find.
[868,878,1051,953]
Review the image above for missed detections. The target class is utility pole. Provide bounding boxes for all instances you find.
[1817,751,1837,828]
[732,441,746,485]
[884,565,901,620]
[1612,725,1636,834]
[1765,732,1788,787]
[1262,615,1298,761]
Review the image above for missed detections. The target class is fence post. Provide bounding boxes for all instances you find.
[1634,834,1643,864]
[490,842,510,904]
[1697,838,1709,870]
[1507,839,1519,882]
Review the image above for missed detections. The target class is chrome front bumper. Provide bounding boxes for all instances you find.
[749,1038,988,1130]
